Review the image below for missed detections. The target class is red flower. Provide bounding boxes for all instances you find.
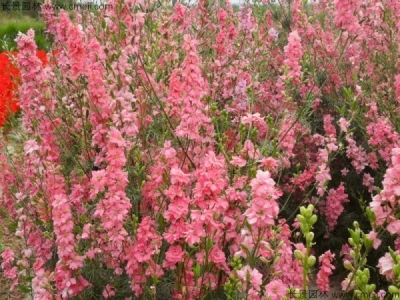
[0,50,49,126]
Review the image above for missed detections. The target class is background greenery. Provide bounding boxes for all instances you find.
[0,12,50,51]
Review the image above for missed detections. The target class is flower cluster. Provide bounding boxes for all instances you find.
[316,250,335,293]
[0,50,47,126]
[1,0,400,298]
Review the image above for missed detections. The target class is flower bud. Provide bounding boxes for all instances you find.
[367,284,376,294]
[306,232,314,242]
[350,230,359,245]
[297,215,306,224]
[259,257,270,264]
[355,277,362,287]
[343,260,354,271]
[393,265,400,276]
[300,206,306,217]
[389,285,399,294]
[307,256,316,266]
[294,249,303,261]
[361,275,368,284]
[363,268,370,277]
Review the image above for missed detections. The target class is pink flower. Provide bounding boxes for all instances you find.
[170,167,190,185]
[163,245,185,269]
[283,30,303,83]
[241,113,268,138]
[209,247,228,271]
[24,139,39,155]
[250,171,280,199]
[334,0,361,34]
[90,170,107,197]
[108,127,126,147]
[268,28,278,40]
[259,157,278,172]
[338,117,350,133]
[341,273,356,291]
[340,244,352,262]
[387,220,400,235]
[321,183,349,230]
[184,222,205,246]
[378,252,396,280]
[316,164,331,196]
[366,231,382,249]
[316,251,335,293]
[81,224,91,239]
[324,114,337,136]
[237,266,263,292]
[264,279,287,300]
[172,3,187,22]
[164,197,189,222]
[230,155,247,167]
[1,248,14,267]
[102,284,116,298]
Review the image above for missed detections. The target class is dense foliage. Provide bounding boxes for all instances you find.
[1,0,400,299]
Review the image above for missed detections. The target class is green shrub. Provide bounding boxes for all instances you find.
[0,15,50,51]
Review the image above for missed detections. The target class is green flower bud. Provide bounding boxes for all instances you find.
[300,206,306,216]
[306,232,314,242]
[361,257,367,265]
[307,255,316,266]
[389,285,399,294]
[350,230,359,245]
[259,257,270,264]
[297,215,306,224]
[367,284,376,294]
[309,214,318,225]
[355,277,362,287]
[210,103,218,112]
[363,236,373,250]
[294,250,303,261]
[343,260,354,271]
[393,265,400,276]
[361,275,368,284]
